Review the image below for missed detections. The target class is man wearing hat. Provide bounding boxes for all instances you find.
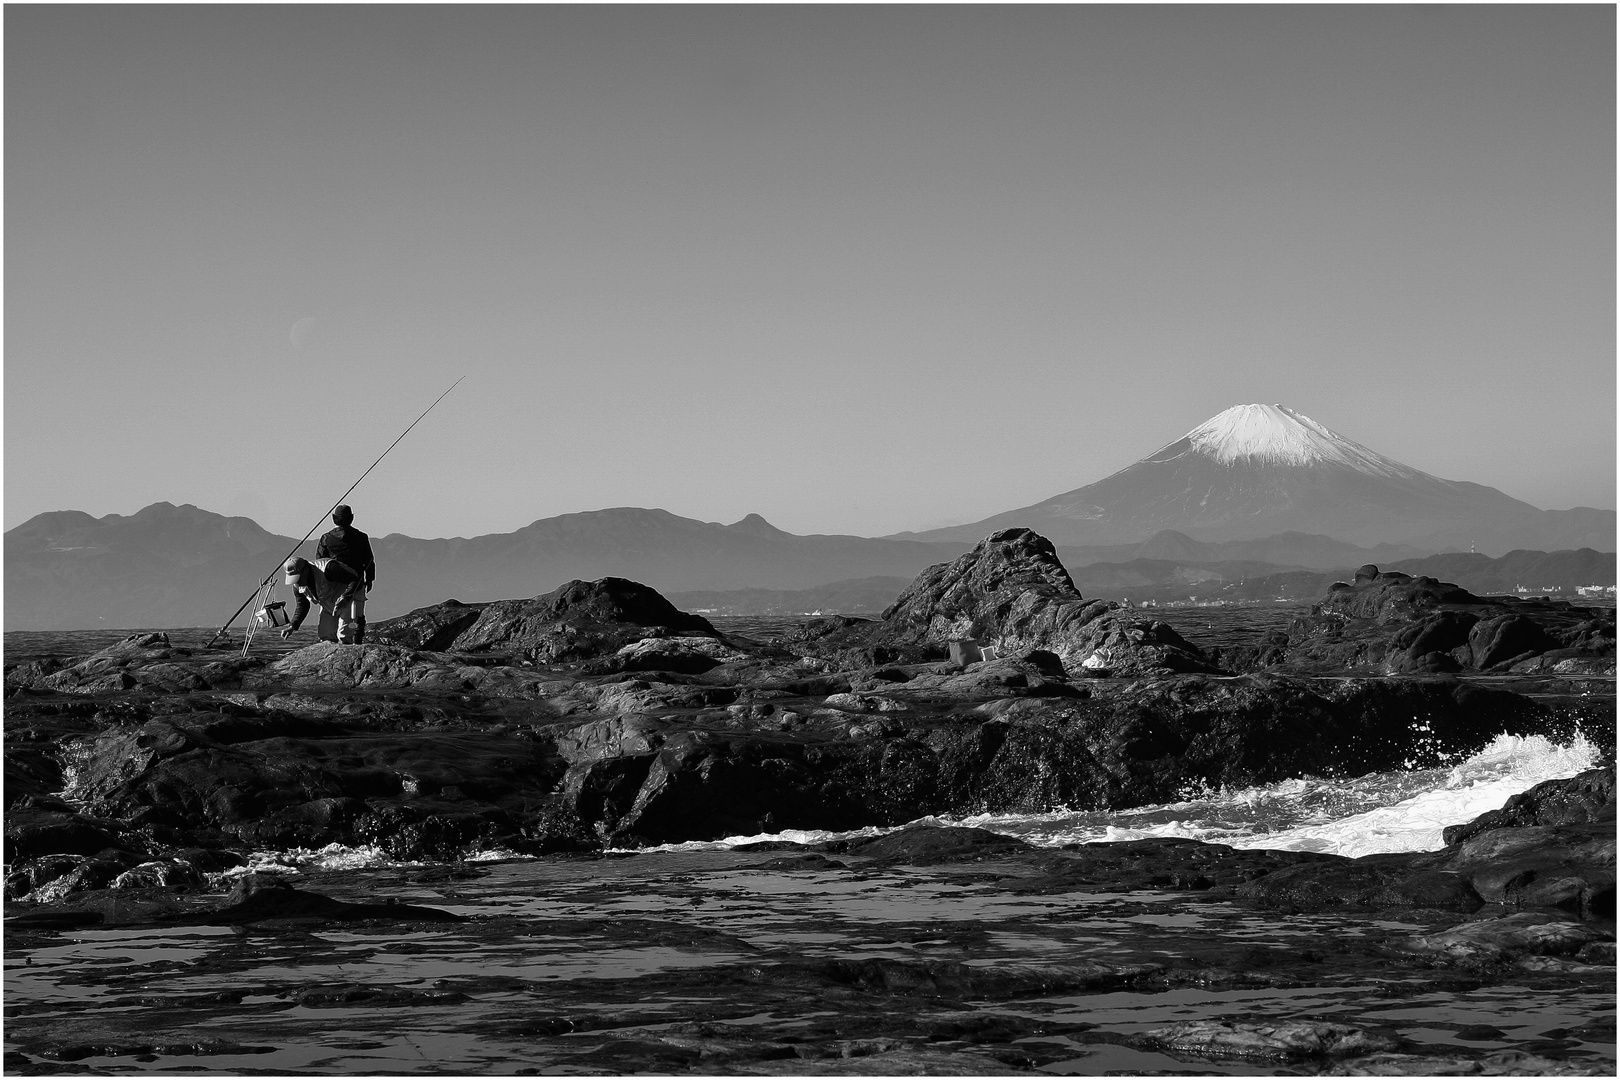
[279,556,362,642]
[315,504,376,644]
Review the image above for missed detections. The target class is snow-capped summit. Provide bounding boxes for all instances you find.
[1155,403,1421,479]
[901,403,1604,552]
[1183,403,1363,464]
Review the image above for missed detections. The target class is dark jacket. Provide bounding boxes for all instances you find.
[317,526,376,588]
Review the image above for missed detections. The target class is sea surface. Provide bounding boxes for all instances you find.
[4,616,1613,1074]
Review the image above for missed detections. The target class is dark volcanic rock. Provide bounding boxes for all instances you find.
[549,673,1552,848]
[1328,568,1480,621]
[1276,568,1615,675]
[1237,856,1485,913]
[1467,613,1559,670]
[370,599,487,651]
[1238,770,1617,922]
[50,712,567,866]
[873,529,1218,676]
[1444,766,1617,845]
[1397,912,1613,964]
[4,810,123,862]
[451,577,719,661]
[1425,823,1615,919]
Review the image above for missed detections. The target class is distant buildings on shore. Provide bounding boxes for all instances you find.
[1504,583,1618,596]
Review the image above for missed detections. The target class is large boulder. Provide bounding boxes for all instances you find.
[451,578,718,662]
[1276,568,1614,675]
[1326,567,1480,622]
[874,529,1217,676]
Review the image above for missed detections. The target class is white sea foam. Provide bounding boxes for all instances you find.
[635,733,1600,858]
[224,843,424,876]
[223,842,532,877]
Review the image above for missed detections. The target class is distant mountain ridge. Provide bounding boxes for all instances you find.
[3,503,969,631]
[8,500,1613,630]
[898,403,1615,554]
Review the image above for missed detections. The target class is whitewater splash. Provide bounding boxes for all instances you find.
[641,733,1600,859]
[224,843,526,878]
[232,735,1598,870]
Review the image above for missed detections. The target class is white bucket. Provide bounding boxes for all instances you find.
[256,601,289,628]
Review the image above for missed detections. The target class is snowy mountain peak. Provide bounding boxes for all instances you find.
[1167,403,1417,477]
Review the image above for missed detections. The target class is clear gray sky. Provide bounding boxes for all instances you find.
[7,5,1614,540]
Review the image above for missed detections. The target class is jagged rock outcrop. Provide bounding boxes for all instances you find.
[873,529,1218,676]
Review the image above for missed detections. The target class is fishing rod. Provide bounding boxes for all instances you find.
[205,377,465,648]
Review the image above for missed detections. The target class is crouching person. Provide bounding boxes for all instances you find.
[280,556,365,644]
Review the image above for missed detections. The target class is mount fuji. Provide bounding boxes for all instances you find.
[900,404,1615,555]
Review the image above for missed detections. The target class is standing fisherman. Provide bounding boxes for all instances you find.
[316,504,376,644]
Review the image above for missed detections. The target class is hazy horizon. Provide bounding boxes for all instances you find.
[8,6,1614,542]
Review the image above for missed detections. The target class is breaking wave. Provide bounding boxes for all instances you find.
[639,733,1600,859]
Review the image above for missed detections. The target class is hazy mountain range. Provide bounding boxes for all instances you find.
[3,505,964,631]
[6,503,1609,632]
[6,403,1613,630]
[2,502,1414,631]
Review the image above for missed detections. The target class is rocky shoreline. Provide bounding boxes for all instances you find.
[4,527,1614,1073]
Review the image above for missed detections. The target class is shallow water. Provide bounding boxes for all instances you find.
[7,852,1615,1075]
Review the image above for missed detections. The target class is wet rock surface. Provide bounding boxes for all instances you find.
[4,535,1615,1074]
